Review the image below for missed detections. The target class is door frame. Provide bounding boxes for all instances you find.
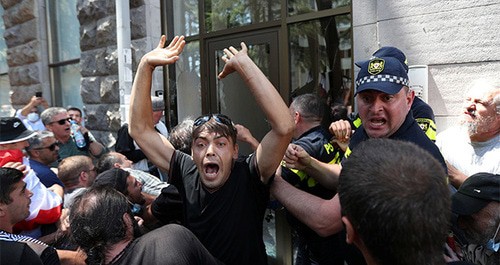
[203,28,281,113]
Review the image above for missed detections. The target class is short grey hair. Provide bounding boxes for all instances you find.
[27,131,55,151]
[41,107,68,125]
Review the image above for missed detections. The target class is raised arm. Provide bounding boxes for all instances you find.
[270,171,343,236]
[129,35,185,172]
[235,124,259,151]
[218,43,294,183]
[19,96,48,117]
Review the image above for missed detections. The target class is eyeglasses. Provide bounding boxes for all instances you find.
[194,114,234,127]
[34,142,59,151]
[49,118,71,125]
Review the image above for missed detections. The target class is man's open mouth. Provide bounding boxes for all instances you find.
[369,118,386,126]
[204,163,219,177]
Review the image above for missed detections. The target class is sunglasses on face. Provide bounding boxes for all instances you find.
[194,114,234,127]
[50,118,71,125]
[34,142,59,151]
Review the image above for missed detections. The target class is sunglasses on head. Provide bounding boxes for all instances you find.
[34,142,59,151]
[50,118,71,125]
[194,114,233,127]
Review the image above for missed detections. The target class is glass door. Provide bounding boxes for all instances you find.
[206,29,280,155]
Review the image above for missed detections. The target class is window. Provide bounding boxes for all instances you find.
[165,0,352,125]
[289,14,352,105]
[204,0,281,32]
[46,0,82,109]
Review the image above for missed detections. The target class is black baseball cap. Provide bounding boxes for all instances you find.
[0,117,37,145]
[452,172,500,215]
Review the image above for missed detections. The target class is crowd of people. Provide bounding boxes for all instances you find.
[0,34,498,265]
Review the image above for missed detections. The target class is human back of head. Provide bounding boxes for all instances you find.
[92,168,130,196]
[338,138,450,265]
[168,118,194,154]
[290,93,326,123]
[96,152,125,174]
[69,186,131,265]
[58,155,94,189]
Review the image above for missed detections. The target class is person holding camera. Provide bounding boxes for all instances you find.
[16,93,49,131]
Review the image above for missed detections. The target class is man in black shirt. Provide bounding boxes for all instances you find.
[129,36,293,264]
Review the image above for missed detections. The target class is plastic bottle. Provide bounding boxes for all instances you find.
[70,120,86,148]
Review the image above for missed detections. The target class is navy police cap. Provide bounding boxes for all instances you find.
[355,56,409,96]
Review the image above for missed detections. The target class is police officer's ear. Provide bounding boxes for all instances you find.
[342,216,358,245]
[405,87,415,109]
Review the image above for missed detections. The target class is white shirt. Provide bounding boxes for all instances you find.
[15,109,46,131]
[436,126,500,176]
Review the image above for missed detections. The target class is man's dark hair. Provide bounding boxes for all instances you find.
[0,168,24,204]
[96,152,122,174]
[93,168,130,195]
[338,138,450,265]
[70,186,132,265]
[192,114,237,145]
[290,93,326,122]
[66,106,82,115]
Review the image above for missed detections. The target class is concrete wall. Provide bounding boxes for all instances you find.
[352,0,500,132]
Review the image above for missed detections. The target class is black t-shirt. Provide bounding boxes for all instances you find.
[115,123,147,163]
[0,230,60,265]
[113,224,222,265]
[168,151,269,265]
[0,240,44,265]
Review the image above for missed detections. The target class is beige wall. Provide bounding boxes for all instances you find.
[352,0,500,132]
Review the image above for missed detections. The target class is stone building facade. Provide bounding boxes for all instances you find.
[75,0,161,147]
[1,0,161,147]
[2,0,50,117]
